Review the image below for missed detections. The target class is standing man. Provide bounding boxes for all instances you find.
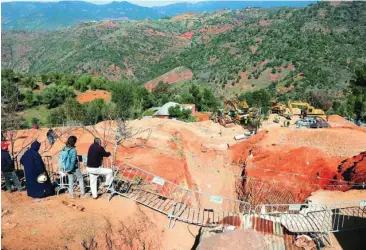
[1,141,22,192]
[46,128,56,146]
[86,138,112,199]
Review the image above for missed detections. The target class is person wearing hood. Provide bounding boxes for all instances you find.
[1,141,22,192]
[20,141,54,198]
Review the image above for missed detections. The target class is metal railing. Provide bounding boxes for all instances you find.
[11,154,366,235]
[251,200,366,234]
[107,162,251,228]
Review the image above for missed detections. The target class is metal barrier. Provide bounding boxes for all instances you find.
[328,200,366,232]
[107,162,251,228]
[252,200,366,234]
[11,154,366,235]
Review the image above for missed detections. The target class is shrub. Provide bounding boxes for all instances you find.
[41,85,75,108]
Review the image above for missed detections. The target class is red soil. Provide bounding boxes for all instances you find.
[76,90,112,104]
[327,152,366,191]
[249,45,257,54]
[260,59,270,66]
[269,73,279,82]
[229,125,366,205]
[258,19,271,27]
[286,63,296,70]
[209,57,216,63]
[180,31,195,40]
[328,115,366,132]
[1,191,198,250]
[255,37,262,44]
[144,67,193,91]
[146,28,166,37]
[200,25,234,35]
[194,112,210,122]
[329,1,341,7]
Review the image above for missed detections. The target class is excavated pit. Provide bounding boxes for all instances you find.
[3,116,366,249]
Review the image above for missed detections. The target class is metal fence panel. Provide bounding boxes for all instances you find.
[108,162,251,227]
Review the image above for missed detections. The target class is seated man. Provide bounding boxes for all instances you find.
[86,138,112,199]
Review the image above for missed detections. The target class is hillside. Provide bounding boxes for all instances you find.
[2,1,366,101]
[144,66,193,91]
[1,1,312,31]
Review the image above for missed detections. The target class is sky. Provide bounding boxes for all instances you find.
[0,0,200,7]
[0,0,315,7]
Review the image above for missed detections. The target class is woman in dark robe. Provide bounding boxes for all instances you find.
[20,141,54,198]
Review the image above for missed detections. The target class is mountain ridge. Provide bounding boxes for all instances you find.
[1,1,314,30]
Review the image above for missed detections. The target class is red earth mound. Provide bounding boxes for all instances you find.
[328,115,366,132]
[76,90,112,104]
[327,152,366,191]
[194,112,210,122]
[229,127,366,205]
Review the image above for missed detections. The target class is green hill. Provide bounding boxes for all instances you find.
[2,1,366,102]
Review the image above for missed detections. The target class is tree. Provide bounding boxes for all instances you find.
[201,88,219,112]
[74,75,91,92]
[90,76,106,90]
[23,77,37,90]
[111,82,138,120]
[168,105,192,121]
[41,85,75,108]
[41,74,50,84]
[47,108,67,125]
[24,90,36,107]
[346,64,366,121]
[83,98,107,124]
[63,98,85,122]
[239,89,272,114]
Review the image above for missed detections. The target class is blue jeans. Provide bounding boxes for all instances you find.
[48,136,55,145]
[3,171,22,192]
[67,168,85,196]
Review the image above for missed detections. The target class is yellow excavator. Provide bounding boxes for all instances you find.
[287,101,326,119]
[210,95,259,127]
[270,101,292,120]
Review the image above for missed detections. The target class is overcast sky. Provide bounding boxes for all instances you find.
[0,0,312,7]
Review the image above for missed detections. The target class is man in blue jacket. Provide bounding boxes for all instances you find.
[86,138,112,199]
[20,141,54,198]
[1,141,22,192]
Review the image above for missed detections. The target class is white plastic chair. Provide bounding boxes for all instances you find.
[56,170,69,195]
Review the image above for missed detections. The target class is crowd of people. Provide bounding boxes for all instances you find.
[1,132,113,200]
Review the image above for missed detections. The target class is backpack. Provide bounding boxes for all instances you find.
[59,147,73,172]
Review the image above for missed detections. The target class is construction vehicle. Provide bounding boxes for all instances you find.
[210,95,256,127]
[287,101,326,119]
[270,101,292,120]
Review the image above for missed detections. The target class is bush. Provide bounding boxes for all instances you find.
[74,75,91,92]
[142,109,156,116]
[111,82,149,119]
[24,90,37,107]
[239,89,272,114]
[168,105,192,121]
[90,76,106,90]
[63,98,85,122]
[41,85,75,108]
[83,98,107,124]
[23,77,38,90]
[47,108,66,125]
